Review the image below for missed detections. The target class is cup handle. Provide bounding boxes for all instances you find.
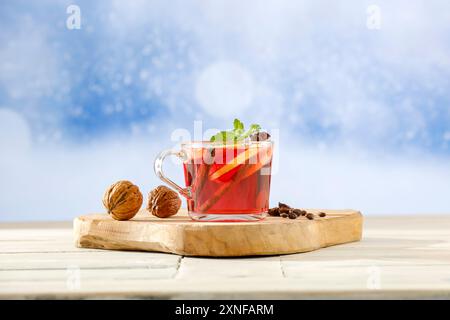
[154,149,192,199]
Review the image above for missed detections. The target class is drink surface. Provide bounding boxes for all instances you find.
[183,144,273,215]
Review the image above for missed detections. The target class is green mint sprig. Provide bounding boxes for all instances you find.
[210,119,261,143]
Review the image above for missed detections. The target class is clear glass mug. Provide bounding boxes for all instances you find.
[154,140,273,222]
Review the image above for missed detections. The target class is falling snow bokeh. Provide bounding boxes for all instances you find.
[1,0,450,220]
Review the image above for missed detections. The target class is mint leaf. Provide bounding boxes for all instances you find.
[210,130,238,143]
[233,118,244,131]
[232,118,244,136]
[210,119,262,143]
[241,124,261,139]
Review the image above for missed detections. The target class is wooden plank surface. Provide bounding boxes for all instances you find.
[74,209,362,256]
[1,215,450,299]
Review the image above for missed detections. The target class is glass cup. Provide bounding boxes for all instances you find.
[154,140,273,222]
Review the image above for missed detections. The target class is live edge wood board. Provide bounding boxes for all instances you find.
[74,209,363,257]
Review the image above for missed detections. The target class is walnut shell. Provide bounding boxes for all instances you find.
[147,185,181,218]
[103,180,143,221]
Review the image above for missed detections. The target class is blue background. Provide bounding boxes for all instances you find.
[1,0,449,220]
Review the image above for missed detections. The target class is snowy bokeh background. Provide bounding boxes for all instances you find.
[1,0,450,221]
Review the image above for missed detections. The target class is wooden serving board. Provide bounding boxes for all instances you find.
[74,209,362,257]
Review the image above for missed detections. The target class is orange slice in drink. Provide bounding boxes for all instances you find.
[209,147,261,181]
[239,147,272,181]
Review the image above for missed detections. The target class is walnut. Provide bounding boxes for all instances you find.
[147,185,181,218]
[102,180,143,221]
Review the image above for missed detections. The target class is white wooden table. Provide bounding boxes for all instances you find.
[1,216,450,299]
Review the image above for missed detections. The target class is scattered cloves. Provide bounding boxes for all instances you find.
[268,207,280,216]
[278,202,291,209]
[279,207,290,214]
[268,204,327,221]
[306,213,315,220]
[288,212,297,219]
